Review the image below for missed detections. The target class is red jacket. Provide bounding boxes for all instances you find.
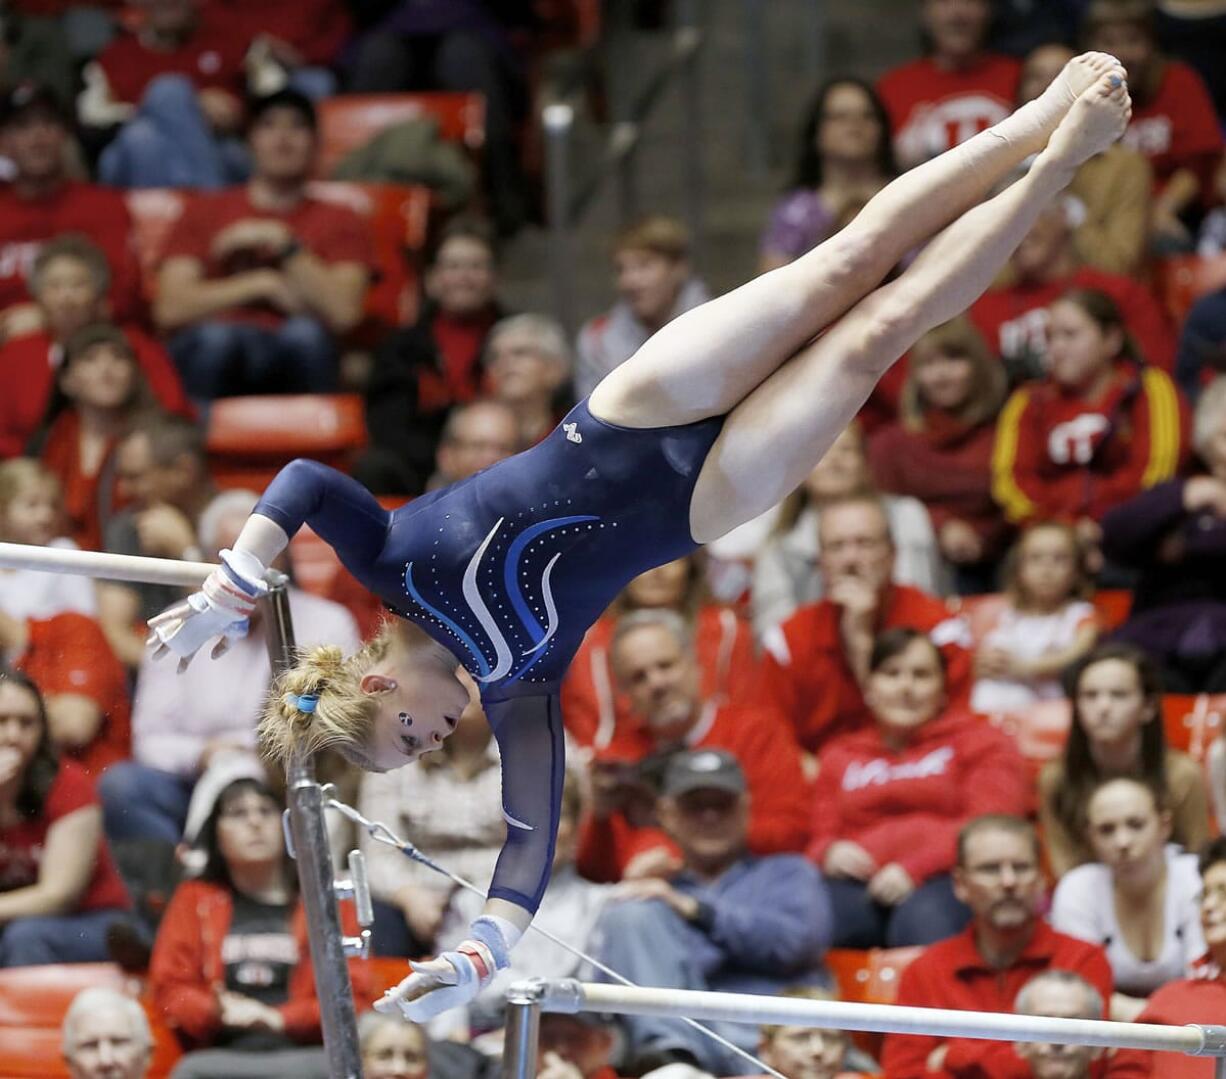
[991,362,1188,525]
[869,413,1011,561]
[807,710,1028,883]
[1136,956,1226,1078]
[576,700,812,881]
[881,922,1146,1079]
[760,584,972,754]
[968,267,1176,373]
[149,879,372,1047]
[561,605,761,762]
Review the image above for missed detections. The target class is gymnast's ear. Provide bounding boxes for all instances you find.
[360,673,398,694]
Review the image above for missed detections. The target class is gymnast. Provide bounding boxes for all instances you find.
[147,55,1130,1021]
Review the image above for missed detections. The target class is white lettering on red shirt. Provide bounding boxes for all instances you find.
[842,745,955,792]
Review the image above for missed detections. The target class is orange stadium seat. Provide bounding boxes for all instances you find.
[826,947,924,1057]
[1162,693,1226,761]
[1152,254,1226,324]
[1092,589,1132,632]
[0,964,181,1078]
[206,393,367,491]
[985,698,1073,769]
[314,92,487,179]
[124,188,191,300]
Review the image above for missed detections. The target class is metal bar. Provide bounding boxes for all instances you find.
[264,584,362,1079]
[536,981,1226,1058]
[502,992,542,1079]
[0,541,213,587]
[543,102,577,338]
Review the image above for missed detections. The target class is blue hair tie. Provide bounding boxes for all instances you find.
[286,693,319,714]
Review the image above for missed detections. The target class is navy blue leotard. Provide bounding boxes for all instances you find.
[254,397,723,913]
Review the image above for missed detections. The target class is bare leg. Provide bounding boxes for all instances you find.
[590,53,1122,429]
[688,74,1132,543]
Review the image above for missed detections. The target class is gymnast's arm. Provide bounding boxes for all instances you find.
[236,458,390,575]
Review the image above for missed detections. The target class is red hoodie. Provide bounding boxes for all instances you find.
[807,710,1028,884]
[150,879,372,1048]
[761,584,972,754]
[991,361,1188,526]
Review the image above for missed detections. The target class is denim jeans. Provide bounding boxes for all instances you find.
[594,898,825,1075]
[826,873,971,949]
[99,761,195,844]
[0,908,125,966]
[98,74,248,190]
[168,316,338,400]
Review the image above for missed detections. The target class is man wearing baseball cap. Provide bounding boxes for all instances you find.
[0,81,141,335]
[594,749,831,1076]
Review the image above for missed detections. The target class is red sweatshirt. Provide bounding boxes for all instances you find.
[968,267,1176,373]
[991,362,1188,525]
[576,700,812,881]
[150,879,372,1047]
[1138,956,1226,1078]
[877,54,1021,167]
[807,710,1027,883]
[561,605,761,762]
[760,584,972,754]
[1124,60,1223,204]
[869,413,1011,561]
[881,922,1137,1079]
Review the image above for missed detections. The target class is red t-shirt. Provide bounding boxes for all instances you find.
[96,21,248,106]
[877,53,1021,167]
[881,922,1119,1079]
[0,326,191,457]
[760,584,973,754]
[1138,958,1226,1078]
[968,266,1176,373]
[208,0,350,66]
[807,710,1028,883]
[430,308,497,405]
[0,759,129,913]
[0,181,142,321]
[159,186,375,328]
[1123,60,1223,203]
[17,613,131,779]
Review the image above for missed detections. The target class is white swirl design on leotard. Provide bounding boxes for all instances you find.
[521,552,562,656]
[462,518,515,683]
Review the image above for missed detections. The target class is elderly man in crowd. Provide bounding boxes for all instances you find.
[62,987,152,1079]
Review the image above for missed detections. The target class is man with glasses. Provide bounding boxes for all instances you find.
[881,815,1115,1078]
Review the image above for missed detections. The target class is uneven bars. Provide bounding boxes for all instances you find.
[0,541,214,587]
[523,979,1226,1057]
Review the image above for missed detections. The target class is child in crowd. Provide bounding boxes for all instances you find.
[1039,644,1210,877]
[971,522,1098,714]
[0,459,96,620]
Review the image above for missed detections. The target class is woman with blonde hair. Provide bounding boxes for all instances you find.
[869,316,1010,593]
[146,60,1132,1021]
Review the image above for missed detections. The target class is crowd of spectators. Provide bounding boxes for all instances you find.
[0,0,1225,1076]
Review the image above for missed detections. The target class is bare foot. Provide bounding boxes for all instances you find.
[1045,73,1132,169]
[1026,52,1125,139]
